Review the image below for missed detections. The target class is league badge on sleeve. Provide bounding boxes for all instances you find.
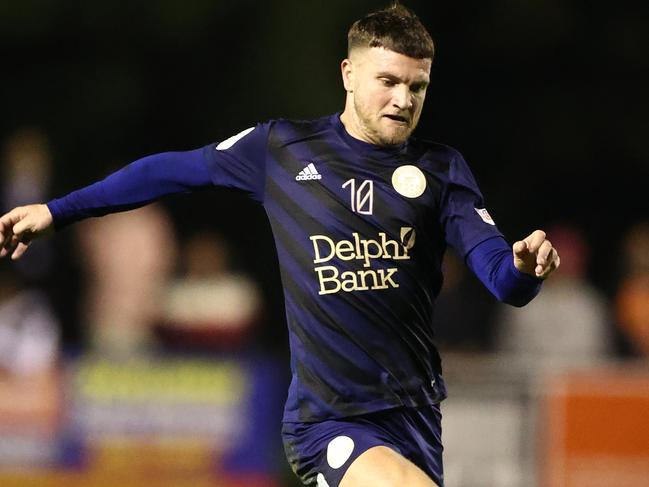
[474,208,496,225]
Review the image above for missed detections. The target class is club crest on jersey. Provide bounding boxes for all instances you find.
[474,208,496,225]
[296,163,322,181]
[391,165,426,198]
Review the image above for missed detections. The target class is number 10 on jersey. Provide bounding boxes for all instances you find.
[342,179,374,215]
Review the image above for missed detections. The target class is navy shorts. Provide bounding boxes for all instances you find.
[282,404,444,487]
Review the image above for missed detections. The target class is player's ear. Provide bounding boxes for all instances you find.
[341,58,354,92]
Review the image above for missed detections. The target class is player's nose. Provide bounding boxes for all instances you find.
[392,85,413,111]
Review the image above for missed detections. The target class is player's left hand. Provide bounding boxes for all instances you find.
[513,229,560,279]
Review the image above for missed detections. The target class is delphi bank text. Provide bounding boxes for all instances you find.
[310,231,414,295]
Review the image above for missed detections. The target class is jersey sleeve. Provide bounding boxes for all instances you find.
[45,123,270,229]
[466,236,542,306]
[202,122,272,204]
[440,149,504,258]
[47,148,215,229]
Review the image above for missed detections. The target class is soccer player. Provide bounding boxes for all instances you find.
[0,4,559,487]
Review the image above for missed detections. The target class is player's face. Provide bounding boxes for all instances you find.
[342,47,431,146]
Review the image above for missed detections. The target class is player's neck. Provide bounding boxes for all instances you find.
[340,108,374,145]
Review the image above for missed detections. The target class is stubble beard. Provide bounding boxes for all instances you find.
[353,98,414,147]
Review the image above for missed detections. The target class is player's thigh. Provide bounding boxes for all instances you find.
[339,445,439,487]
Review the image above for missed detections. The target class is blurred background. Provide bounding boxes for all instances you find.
[1,1,648,486]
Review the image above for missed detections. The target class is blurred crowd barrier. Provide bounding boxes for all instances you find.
[0,354,285,487]
[542,368,649,487]
[2,353,646,487]
[441,354,649,487]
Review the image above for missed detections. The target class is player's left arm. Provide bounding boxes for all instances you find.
[441,148,559,304]
[465,231,559,307]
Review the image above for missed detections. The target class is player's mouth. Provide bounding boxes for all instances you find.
[383,114,410,125]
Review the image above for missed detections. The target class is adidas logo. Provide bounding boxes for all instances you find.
[295,162,322,181]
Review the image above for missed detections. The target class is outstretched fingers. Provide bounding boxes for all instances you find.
[0,215,21,258]
[0,232,30,260]
[0,235,16,258]
[0,209,21,256]
[11,241,31,260]
[0,213,17,248]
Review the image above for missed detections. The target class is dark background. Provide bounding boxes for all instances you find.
[1,0,648,349]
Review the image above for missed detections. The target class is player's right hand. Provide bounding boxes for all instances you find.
[0,204,54,260]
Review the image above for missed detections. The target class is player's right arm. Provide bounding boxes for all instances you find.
[0,123,269,261]
[47,148,214,228]
[0,147,213,260]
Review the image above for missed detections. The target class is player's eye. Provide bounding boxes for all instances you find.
[380,78,396,87]
[411,83,427,93]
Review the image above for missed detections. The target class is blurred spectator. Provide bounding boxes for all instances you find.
[615,221,649,358]
[1,127,52,209]
[1,128,55,282]
[496,224,610,371]
[0,264,59,376]
[157,231,262,351]
[75,204,177,355]
[433,249,497,352]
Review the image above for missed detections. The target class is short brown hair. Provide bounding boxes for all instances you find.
[348,3,434,60]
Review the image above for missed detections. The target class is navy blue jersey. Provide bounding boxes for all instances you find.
[203,113,503,423]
